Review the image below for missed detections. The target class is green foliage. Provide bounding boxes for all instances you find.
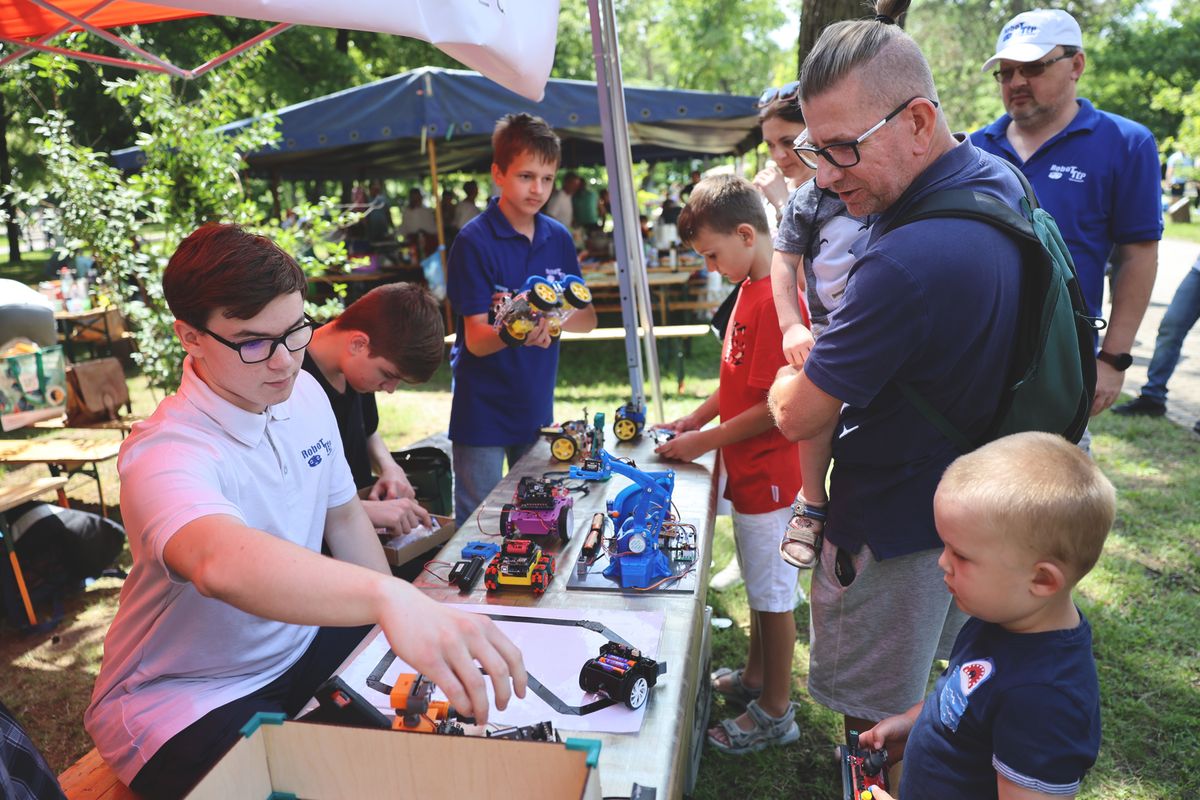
[9,53,357,390]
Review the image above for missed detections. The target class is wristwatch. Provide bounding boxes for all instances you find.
[1097,351,1133,371]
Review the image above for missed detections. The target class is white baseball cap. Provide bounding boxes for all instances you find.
[982,9,1083,72]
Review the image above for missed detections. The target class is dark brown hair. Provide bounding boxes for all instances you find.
[333,282,445,383]
[677,174,770,245]
[164,223,306,329]
[758,97,806,127]
[492,113,561,173]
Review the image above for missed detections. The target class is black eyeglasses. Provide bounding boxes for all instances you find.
[792,96,938,170]
[992,53,1072,83]
[199,316,315,364]
[757,80,800,108]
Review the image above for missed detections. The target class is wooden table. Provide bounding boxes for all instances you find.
[581,270,698,325]
[413,435,718,799]
[0,475,69,628]
[55,307,124,362]
[0,437,121,517]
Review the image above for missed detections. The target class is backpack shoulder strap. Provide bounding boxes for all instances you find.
[884,173,1040,453]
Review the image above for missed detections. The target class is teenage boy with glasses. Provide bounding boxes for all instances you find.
[971,8,1162,419]
[86,223,526,799]
[767,0,1027,765]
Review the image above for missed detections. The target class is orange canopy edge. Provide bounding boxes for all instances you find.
[0,0,203,40]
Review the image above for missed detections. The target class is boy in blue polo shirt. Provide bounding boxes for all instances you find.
[447,113,597,526]
[859,432,1114,799]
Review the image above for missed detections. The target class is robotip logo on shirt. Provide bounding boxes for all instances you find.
[302,437,334,467]
[1048,164,1086,183]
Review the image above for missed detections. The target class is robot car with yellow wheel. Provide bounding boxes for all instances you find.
[540,410,605,463]
[493,275,592,347]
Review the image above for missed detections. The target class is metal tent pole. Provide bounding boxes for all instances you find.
[588,0,664,424]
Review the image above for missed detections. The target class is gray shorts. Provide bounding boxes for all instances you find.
[807,538,966,721]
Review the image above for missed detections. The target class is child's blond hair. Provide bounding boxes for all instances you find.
[938,432,1115,582]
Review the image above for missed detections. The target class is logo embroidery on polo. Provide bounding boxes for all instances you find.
[1047,164,1087,183]
[301,437,334,468]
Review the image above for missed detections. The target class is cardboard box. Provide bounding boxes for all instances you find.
[0,345,67,431]
[185,715,602,800]
[380,514,455,568]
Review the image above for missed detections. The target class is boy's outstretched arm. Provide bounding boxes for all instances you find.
[859,701,922,767]
[770,250,815,368]
[656,399,773,463]
[163,506,527,724]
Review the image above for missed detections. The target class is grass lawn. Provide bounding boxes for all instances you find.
[1164,215,1200,245]
[1,336,1197,798]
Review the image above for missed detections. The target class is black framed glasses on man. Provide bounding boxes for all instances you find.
[992,53,1072,83]
[793,96,939,170]
[198,316,315,364]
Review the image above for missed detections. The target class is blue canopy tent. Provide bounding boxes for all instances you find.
[111,66,760,179]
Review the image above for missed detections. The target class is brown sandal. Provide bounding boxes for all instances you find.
[779,494,825,569]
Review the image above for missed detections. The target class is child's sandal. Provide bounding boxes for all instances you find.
[710,667,762,708]
[707,699,800,755]
[779,495,826,569]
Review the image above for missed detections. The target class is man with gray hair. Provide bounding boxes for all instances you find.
[973,9,1161,418]
[769,0,1027,746]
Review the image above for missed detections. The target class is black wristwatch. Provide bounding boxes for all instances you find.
[1097,351,1133,371]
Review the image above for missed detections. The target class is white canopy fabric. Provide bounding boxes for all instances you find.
[0,0,560,99]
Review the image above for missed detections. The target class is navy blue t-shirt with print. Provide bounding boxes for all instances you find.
[804,138,1023,559]
[901,614,1101,798]
[447,198,581,447]
[972,99,1163,319]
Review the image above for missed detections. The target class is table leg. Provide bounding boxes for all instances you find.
[0,518,39,628]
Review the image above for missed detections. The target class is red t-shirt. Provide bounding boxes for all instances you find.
[719,275,803,513]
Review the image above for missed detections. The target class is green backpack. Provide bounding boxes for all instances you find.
[889,164,1104,452]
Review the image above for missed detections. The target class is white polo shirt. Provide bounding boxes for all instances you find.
[84,358,357,785]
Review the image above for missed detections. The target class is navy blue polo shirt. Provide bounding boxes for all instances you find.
[901,615,1101,798]
[804,138,1023,559]
[447,198,581,446]
[972,99,1163,318]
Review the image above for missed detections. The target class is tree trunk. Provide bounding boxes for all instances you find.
[0,92,20,263]
[335,29,350,54]
[797,0,879,76]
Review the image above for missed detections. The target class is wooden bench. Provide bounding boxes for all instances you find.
[58,748,140,800]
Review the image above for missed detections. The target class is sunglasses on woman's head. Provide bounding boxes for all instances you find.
[757,81,801,108]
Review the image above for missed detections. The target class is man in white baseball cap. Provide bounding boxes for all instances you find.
[971,8,1162,431]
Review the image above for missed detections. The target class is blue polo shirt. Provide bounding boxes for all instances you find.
[901,615,1101,798]
[972,99,1163,317]
[804,138,1023,559]
[447,198,581,446]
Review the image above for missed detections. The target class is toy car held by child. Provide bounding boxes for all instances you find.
[839,730,889,800]
[499,476,575,542]
[484,538,555,595]
[578,642,661,710]
[493,275,592,347]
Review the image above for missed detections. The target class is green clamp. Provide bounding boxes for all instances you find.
[565,737,602,767]
[239,711,287,739]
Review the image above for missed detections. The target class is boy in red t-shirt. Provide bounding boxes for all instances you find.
[654,175,804,754]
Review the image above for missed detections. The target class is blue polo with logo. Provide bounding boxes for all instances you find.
[972,99,1163,317]
[901,614,1101,798]
[803,138,1023,559]
[448,197,581,446]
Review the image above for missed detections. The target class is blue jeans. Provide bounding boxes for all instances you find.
[1141,258,1200,403]
[452,441,536,528]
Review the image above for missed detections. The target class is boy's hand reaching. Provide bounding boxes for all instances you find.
[781,322,816,368]
[654,429,712,463]
[859,711,916,767]
[369,467,416,501]
[378,584,527,726]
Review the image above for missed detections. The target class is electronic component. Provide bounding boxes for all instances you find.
[448,556,486,593]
